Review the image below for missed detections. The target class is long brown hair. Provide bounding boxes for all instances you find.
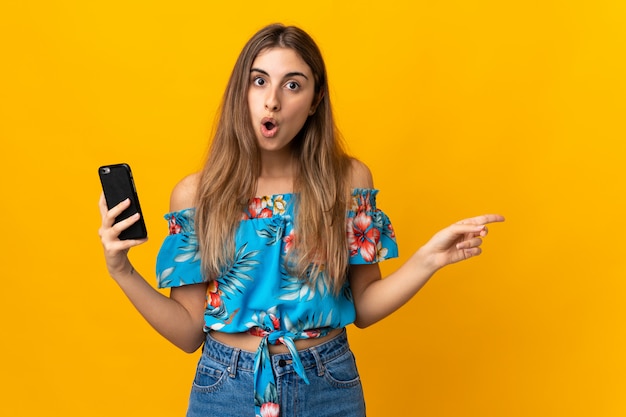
[195,24,351,293]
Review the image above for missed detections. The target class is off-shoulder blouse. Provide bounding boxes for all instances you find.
[155,188,398,414]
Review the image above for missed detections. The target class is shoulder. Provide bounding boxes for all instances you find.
[348,158,374,190]
[169,173,200,212]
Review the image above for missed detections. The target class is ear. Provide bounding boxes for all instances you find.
[309,91,325,116]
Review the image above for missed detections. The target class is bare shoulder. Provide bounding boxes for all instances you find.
[348,158,374,190]
[169,172,200,212]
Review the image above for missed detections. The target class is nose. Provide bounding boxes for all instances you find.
[264,88,280,112]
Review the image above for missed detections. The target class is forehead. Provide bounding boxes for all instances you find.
[251,47,312,77]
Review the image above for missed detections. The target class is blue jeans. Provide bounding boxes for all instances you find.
[187,328,366,417]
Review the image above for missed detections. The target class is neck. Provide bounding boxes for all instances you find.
[259,147,295,178]
[257,149,296,196]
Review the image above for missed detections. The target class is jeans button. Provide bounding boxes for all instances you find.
[278,359,287,367]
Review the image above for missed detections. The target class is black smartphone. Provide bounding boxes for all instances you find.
[98,163,148,240]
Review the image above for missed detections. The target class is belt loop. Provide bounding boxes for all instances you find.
[228,348,240,378]
[311,346,325,377]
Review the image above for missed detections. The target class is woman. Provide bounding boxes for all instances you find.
[99,23,504,417]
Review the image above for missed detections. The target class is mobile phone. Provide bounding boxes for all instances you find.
[98,163,148,240]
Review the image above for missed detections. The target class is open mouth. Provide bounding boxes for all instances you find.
[261,118,278,137]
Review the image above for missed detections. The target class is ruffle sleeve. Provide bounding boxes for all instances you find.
[347,188,399,264]
[155,208,205,288]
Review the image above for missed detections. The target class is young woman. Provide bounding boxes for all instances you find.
[98,23,504,417]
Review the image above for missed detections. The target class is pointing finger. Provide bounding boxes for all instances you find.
[457,214,505,226]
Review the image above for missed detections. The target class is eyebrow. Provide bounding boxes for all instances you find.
[250,68,309,80]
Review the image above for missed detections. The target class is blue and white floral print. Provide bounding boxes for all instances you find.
[156,189,398,416]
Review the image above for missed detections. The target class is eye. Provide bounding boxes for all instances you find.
[285,81,300,91]
[253,76,266,86]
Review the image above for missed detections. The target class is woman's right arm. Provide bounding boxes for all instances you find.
[98,173,207,353]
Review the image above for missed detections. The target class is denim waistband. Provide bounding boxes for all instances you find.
[203,328,350,375]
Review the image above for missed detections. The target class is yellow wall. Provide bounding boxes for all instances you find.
[1,1,625,416]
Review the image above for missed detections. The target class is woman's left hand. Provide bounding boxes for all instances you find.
[419,214,505,271]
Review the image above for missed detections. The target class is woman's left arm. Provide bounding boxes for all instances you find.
[349,214,505,328]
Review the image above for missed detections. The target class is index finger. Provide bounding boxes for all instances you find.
[457,214,505,226]
[99,193,132,223]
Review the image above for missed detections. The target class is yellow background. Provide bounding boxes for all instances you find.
[1,1,625,416]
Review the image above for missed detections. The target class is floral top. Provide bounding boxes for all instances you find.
[155,188,398,416]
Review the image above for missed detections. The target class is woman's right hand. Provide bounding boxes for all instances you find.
[98,193,148,279]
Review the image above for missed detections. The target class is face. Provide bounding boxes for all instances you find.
[248,47,317,155]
